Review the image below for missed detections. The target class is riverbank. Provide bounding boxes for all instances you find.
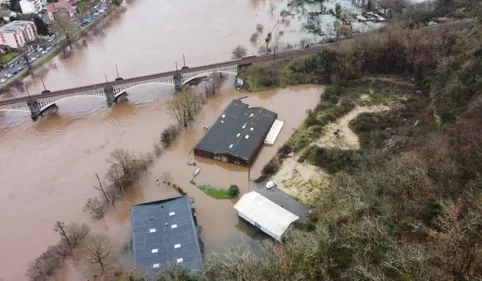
[0,2,124,93]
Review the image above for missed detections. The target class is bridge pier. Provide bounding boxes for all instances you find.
[174,73,183,93]
[27,99,42,121]
[104,85,115,107]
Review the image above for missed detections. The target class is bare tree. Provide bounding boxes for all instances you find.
[161,124,180,147]
[106,149,148,194]
[231,45,247,59]
[256,23,264,33]
[78,234,115,279]
[83,197,105,219]
[168,91,204,127]
[54,221,73,252]
[94,173,109,203]
[52,12,76,56]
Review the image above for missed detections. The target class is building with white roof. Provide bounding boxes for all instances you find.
[20,0,46,14]
[234,191,299,241]
[0,20,37,49]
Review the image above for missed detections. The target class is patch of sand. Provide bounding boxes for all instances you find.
[272,157,327,205]
[272,104,389,204]
[316,105,389,150]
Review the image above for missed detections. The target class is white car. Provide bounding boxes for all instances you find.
[42,50,48,54]
[266,181,277,190]
[0,78,6,83]
[5,73,12,78]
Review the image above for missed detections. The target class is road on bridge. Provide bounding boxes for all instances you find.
[0,20,472,108]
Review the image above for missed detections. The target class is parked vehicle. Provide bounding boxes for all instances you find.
[266,181,277,190]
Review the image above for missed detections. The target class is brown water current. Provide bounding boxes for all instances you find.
[0,83,322,280]
[0,0,323,279]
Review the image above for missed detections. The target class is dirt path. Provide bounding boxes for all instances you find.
[316,105,389,150]
[273,104,389,204]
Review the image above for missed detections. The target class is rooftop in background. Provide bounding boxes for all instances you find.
[131,196,204,273]
[45,0,76,13]
[0,21,34,33]
[194,99,278,166]
[234,191,299,241]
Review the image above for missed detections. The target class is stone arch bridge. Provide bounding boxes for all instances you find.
[0,65,240,121]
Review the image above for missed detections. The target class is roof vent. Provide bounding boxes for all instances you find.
[149,228,156,233]
[174,244,181,249]
[153,263,160,268]
[245,135,250,139]
[236,133,241,137]
[176,258,184,263]
[152,249,159,253]
[171,224,178,229]
[222,114,226,118]
[221,120,224,123]
[229,144,234,149]
[242,123,247,129]
[250,113,254,117]
[169,212,175,216]
[250,127,254,131]
[149,216,155,220]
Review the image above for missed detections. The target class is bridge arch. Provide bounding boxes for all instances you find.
[181,70,238,87]
[38,95,106,113]
[0,108,30,113]
[114,81,175,98]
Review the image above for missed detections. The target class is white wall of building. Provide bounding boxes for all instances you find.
[19,0,45,14]
[0,21,38,49]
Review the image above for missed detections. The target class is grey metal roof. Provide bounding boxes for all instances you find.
[131,196,204,273]
[195,99,277,162]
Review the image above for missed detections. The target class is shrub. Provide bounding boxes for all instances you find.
[261,160,280,177]
[228,185,240,198]
[161,125,180,147]
[306,147,365,173]
[277,143,293,158]
[231,45,247,59]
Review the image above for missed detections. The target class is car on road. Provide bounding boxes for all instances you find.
[42,50,48,54]
[5,73,12,78]
[46,46,52,51]
[266,180,277,190]
[0,78,6,83]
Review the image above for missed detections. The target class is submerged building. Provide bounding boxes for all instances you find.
[194,99,283,166]
[131,196,204,273]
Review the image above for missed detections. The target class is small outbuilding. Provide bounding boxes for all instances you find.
[234,191,299,241]
[194,99,279,166]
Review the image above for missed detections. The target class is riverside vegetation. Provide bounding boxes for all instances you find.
[31,0,482,279]
[111,8,481,281]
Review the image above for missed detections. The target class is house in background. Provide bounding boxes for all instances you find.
[19,0,46,14]
[0,20,37,49]
[0,9,16,22]
[45,0,76,21]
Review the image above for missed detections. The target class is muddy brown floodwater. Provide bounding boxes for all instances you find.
[19,0,317,95]
[0,82,322,280]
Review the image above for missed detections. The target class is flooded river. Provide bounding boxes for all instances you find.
[0,81,322,280]
[0,0,329,279]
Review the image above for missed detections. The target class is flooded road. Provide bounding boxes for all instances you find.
[0,83,322,280]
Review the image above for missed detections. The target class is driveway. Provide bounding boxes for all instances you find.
[252,181,311,222]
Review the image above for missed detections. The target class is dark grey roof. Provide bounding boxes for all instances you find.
[131,196,204,273]
[195,99,277,162]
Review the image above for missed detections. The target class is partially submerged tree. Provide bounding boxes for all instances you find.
[231,45,247,59]
[106,149,148,194]
[168,91,204,127]
[78,234,115,279]
[83,197,105,219]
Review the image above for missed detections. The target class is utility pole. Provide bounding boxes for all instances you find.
[104,73,109,84]
[115,64,120,78]
[40,76,47,91]
[182,54,186,68]
[25,85,32,101]
[175,61,179,74]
